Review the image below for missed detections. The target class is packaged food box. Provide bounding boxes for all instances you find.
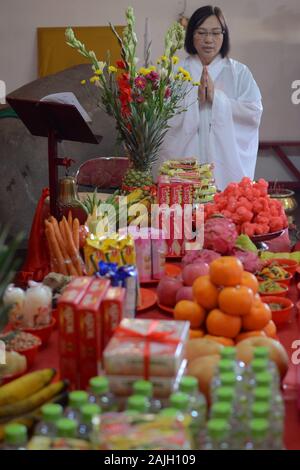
[27,436,91,450]
[103,319,189,377]
[101,287,125,354]
[57,277,94,389]
[95,412,192,450]
[107,359,187,398]
[77,278,110,389]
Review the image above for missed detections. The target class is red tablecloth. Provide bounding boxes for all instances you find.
[31,281,300,450]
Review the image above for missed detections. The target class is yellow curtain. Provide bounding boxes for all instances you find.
[37,26,124,78]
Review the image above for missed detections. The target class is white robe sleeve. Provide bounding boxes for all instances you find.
[211,66,263,190]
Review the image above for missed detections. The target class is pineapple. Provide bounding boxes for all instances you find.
[122,168,154,189]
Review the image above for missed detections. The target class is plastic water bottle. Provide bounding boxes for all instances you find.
[56,418,77,439]
[34,403,63,437]
[253,347,279,388]
[132,380,161,413]
[205,419,230,450]
[64,391,89,422]
[179,376,207,424]
[270,392,285,450]
[245,419,270,450]
[211,360,235,394]
[2,423,27,450]
[170,392,202,449]
[88,376,117,412]
[126,394,150,414]
[77,404,101,441]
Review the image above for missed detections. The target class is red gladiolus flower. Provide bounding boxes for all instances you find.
[135,95,145,104]
[164,87,172,99]
[146,71,160,82]
[116,60,127,70]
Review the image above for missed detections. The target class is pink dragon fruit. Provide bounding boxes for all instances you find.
[204,217,238,254]
[182,249,221,266]
[230,249,262,273]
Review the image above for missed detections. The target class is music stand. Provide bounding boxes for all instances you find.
[6,97,102,218]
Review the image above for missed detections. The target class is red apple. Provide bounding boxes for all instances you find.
[157,277,183,307]
[176,286,194,303]
[182,263,209,286]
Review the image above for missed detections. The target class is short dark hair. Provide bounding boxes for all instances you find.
[184,5,230,58]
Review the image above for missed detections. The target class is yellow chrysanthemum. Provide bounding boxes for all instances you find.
[160,55,169,62]
[149,65,157,72]
[138,67,149,76]
[174,74,181,80]
[193,81,200,86]
[178,66,185,74]
[108,66,117,73]
[90,76,100,83]
[95,69,103,76]
[172,56,179,65]
[80,79,86,85]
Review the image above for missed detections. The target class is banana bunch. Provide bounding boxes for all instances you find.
[0,369,68,433]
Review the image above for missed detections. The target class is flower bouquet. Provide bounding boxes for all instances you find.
[66,6,198,190]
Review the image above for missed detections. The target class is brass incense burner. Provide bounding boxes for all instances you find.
[269,188,298,225]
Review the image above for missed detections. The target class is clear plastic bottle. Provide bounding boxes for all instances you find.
[126,394,150,414]
[77,404,101,441]
[2,423,27,450]
[34,403,63,437]
[246,359,269,394]
[270,392,285,450]
[179,376,207,424]
[64,390,89,422]
[211,360,235,393]
[132,380,161,413]
[211,370,236,402]
[56,418,77,438]
[245,419,270,450]
[205,419,230,450]
[88,376,117,412]
[170,392,201,449]
[253,347,279,388]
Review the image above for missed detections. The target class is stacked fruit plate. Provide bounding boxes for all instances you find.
[171,256,278,345]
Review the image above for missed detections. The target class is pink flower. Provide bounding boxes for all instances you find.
[164,87,172,99]
[134,76,147,89]
[147,71,160,82]
[135,95,145,104]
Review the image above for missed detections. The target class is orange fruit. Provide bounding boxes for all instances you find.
[240,272,259,294]
[235,330,267,343]
[242,299,272,331]
[174,300,206,328]
[206,309,242,339]
[204,335,235,346]
[218,286,254,316]
[263,320,277,338]
[192,275,219,310]
[209,256,244,287]
[189,328,205,339]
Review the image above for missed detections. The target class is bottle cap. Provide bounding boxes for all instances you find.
[41,403,63,422]
[169,392,189,412]
[220,347,236,360]
[220,372,236,387]
[127,395,149,413]
[179,376,198,394]
[210,402,232,420]
[4,423,27,445]
[69,390,89,409]
[254,347,269,359]
[207,419,229,440]
[133,380,153,398]
[159,408,179,418]
[251,359,268,373]
[255,372,272,387]
[81,404,101,423]
[254,387,272,402]
[56,418,77,438]
[251,402,270,419]
[219,360,234,373]
[250,418,269,439]
[216,387,234,402]
[89,376,109,395]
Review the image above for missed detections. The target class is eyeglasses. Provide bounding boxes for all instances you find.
[194,29,224,40]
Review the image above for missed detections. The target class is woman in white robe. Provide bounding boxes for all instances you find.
[155,6,263,191]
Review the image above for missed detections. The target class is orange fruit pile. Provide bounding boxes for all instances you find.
[174,256,275,344]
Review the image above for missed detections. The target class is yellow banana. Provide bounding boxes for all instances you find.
[0,368,56,406]
[126,189,144,204]
[0,380,67,419]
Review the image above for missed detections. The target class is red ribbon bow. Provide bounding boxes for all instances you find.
[114,320,180,380]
